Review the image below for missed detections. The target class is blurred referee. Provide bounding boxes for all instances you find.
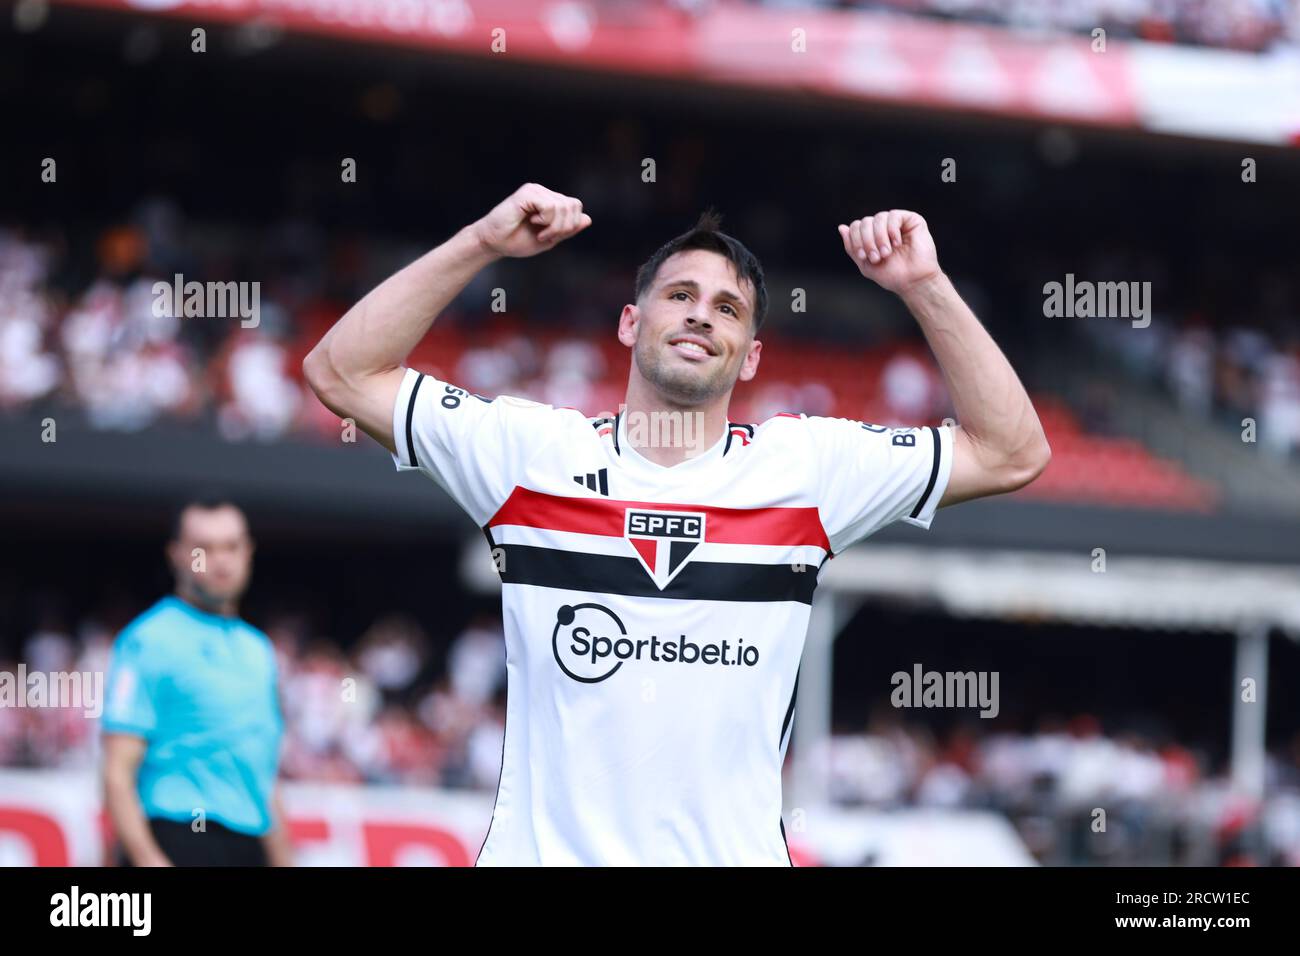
[101,495,292,867]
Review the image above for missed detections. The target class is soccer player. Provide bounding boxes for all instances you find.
[303,184,1050,865]
[101,496,293,867]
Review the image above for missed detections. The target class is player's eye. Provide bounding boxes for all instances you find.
[670,291,690,302]
[719,303,737,316]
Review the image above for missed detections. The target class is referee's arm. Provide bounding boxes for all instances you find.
[261,786,294,867]
[103,734,172,867]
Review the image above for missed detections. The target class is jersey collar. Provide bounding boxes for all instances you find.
[165,594,240,626]
[614,409,730,474]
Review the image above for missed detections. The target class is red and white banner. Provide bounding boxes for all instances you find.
[0,768,494,867]
[41,0,1299,144]
[40,0,1300,145]
[0,768,1032,866]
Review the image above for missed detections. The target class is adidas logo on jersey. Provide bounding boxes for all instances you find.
[573,468,609,496]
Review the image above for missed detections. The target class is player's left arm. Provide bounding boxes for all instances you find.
[839,210,1051,506]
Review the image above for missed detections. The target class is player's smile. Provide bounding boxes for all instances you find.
[666,333,718,362]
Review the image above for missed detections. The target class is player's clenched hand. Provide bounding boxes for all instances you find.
[838,210,940,295]
[474,183,591,258]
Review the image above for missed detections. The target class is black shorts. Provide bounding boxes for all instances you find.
[116,817,269,867]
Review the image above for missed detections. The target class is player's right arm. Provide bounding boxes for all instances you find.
[303,183,591,453]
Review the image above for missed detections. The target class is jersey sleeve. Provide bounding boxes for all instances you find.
[808,417,955,554]
[390,366,557,526]
[101,628,159,738]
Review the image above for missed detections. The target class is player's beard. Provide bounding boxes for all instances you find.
[633,331,739,405]
[178,567,248,614]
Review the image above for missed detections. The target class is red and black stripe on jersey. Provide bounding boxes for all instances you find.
[482,488,831,605]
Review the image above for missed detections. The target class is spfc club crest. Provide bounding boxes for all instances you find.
[624,508,706,589]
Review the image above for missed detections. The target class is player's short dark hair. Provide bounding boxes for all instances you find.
[170,491,244,541]
[634,209,768,332]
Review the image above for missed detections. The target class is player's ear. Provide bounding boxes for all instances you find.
[737,337,762,383]
[617,304,639,348]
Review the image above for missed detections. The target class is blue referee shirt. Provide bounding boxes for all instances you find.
[102,596,284,836]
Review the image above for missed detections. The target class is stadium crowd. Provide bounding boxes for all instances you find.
[812,709,1300,866]
[2,217,1298,460]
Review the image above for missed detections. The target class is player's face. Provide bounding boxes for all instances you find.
[620,250,762,405]
[168,506,254,610]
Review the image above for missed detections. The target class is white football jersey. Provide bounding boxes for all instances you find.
[390,366,953,865]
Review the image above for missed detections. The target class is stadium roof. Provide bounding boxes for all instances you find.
[821,545,1300,636]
